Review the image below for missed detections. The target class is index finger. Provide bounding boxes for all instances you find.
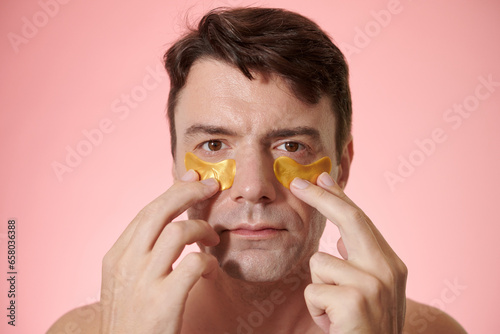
[289,174,383,263]
[112,170,220,257]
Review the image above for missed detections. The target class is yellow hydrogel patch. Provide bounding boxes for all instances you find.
[273,156,332,189]
[184,152,236,191]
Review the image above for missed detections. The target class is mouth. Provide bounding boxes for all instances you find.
[221,224,287,239]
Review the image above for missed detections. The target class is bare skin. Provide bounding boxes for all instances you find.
[48,59,466,334]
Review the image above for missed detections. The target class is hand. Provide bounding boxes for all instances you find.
[290,172,408,333]
[99,170,221,334]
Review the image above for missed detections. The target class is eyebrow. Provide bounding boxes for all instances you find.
[264,126,321,141]
[184,124,238,141]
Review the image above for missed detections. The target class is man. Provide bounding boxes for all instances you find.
[49,7,466,333]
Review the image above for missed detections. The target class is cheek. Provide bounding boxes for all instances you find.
[186,191,231,227]
[309,210,327,239]
[173,158,186,180]
[285,192,326,237]
[186,195,220,221]
[330,164,341,183]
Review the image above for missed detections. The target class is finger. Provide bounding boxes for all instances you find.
[147,219,219,278]
[105,170,203,260]
[104,213,144,264]
[161,252,219,314]
[309,252,365,286]
[304,283,364,333]
[290,176,378,261]
[316,172,396,258]
[126,175,219,257]
[309,252,402,327]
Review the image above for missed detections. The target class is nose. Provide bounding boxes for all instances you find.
[229,149,277,204]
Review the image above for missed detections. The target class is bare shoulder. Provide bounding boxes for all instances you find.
[46,302,101,334]
[403,298,467,333]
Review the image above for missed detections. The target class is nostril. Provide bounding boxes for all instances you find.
[230,179,277,204]
[229,156,277,203]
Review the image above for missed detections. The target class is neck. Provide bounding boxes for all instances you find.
[184,261,318,333]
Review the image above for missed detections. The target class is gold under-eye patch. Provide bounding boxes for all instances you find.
[184,152,236,191]
[273,156,332,189]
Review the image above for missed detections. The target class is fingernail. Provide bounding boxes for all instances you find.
[201,178,219,188]
[319,172,335,187]
[181,169,197,181]
[290,177,310,190]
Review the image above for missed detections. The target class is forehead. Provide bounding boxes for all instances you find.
[174,59,336,146]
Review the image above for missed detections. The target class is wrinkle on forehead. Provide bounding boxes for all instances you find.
[186,58,295,101]
[175,58,336,149]
[182,59,302,111]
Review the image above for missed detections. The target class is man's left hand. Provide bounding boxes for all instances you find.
[290,172,408,333]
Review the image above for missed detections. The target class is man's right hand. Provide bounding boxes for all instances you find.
[99,170,221,334]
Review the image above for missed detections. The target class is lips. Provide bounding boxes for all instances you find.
[222,224,286,239]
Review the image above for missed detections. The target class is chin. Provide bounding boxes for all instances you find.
[206,244,310,283]
[223,252,288,282]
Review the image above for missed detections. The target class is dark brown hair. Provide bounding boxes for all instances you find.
[164,7,352,163]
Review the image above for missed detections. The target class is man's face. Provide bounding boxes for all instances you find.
[173,59,340,282]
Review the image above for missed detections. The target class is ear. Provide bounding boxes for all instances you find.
[336,138,354,190]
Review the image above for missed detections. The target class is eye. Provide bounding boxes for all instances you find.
[201,140,226,152]
[277,141,303,152]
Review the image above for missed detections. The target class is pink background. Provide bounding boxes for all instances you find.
[1,0,499,333]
